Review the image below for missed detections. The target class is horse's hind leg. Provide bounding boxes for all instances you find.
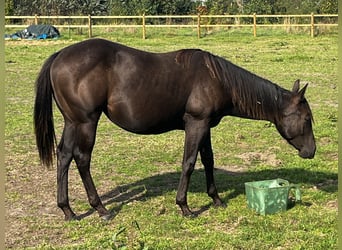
[73,122,111,220]
[57,123,77,221]
[57,121,110,220]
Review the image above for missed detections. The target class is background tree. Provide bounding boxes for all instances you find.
[242,0,273,14]
[316,0,338,14]
[6,0,111,16]
[5,0,14,16]
[205,0,236,15]
[5,0,338,16]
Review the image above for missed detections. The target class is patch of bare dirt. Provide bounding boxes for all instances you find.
[5,158,90,248]
[237,151,282,167]
[216,164,248,175]
[326,200,338,210]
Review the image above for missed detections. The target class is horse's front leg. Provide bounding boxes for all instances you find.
[176,117,209,217]
[200,131,225,208]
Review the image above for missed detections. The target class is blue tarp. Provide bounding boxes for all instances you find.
[5,24,60,40]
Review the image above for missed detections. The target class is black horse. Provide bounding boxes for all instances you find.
[34,39,316,221]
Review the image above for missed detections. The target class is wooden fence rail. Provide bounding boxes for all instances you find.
[5,13,338,39]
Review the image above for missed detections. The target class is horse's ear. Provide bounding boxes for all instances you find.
[291,80,308,104]
[298,83,308,98]
[292,79,300,93]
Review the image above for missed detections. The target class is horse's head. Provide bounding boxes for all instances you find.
[276,80,316,159]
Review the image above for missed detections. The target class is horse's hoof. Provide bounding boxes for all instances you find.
[65,214,79,221]
[187,213,198,218]
[182,210,197,218]
[213,199,227,208]
[100,212,115,221]
[215,202,227,208]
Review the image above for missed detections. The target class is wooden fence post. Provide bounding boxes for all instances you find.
[34,14,38,25]
[142,14,146,39]
[197,13,201,39]
[310,13,315,37]
[253,13,257,37]
[88,14,92,38]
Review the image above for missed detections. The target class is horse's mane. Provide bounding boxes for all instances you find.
[202,52,286,121]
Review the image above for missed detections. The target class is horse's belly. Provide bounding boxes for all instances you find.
[105,100,184,134]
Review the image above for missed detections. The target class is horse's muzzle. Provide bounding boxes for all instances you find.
[299,147,316,159]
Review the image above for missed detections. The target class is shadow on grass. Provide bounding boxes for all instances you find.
[78,167,337,220]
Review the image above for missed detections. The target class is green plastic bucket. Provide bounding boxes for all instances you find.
[245,178,301,215]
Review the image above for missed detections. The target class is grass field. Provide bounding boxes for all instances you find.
[5,28,337,249]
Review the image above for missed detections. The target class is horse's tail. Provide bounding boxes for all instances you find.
[34,52,60,167]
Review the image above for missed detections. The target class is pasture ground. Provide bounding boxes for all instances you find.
[5,28,337,249]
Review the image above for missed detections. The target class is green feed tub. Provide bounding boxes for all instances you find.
[245,178,301,215]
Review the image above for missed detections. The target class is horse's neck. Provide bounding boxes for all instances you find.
[206,54,288,124]
[228,74,287,124]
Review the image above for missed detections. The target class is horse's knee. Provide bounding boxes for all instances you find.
[183,160,196,176]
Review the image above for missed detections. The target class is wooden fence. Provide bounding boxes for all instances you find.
[5,13,338,39]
